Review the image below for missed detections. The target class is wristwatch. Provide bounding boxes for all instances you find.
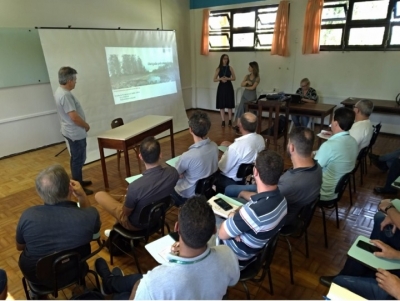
[384,204,395,214]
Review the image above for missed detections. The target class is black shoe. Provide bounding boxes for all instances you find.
[81,180,92,187]
[319,275,336,287]
[221,121,225,127]
[233,125,240,133]
[95,258,113,295]
[374,186,397,195]
[369,153,379,161]
[228,120,232,127]
[83,188,93,195]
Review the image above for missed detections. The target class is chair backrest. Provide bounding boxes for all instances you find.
[297,195,320,233]
[137,196,171,239]
[111,118,124,129]
[236,163,254,185]
[357,146,369,161]
[368,122,381,148]
[36,250,82,297]
[195,173,217,199]
[257,231,280,274]
[334,173,351,200]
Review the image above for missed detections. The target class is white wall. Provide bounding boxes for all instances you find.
[0,0,192,158]
[190,0,400,134]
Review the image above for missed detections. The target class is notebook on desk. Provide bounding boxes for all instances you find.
[286,93,304,104]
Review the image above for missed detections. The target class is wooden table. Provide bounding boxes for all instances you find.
[341,97,400,115]
[97,115,174,188]
[246,101,336,131]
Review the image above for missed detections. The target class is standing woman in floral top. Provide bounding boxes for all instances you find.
[292,78,319,127]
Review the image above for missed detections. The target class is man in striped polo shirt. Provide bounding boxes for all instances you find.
[218,150,287,269]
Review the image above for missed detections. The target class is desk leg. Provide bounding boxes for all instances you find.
[123,143,131,178]
[98,144,109,189]
[170,121,175,157]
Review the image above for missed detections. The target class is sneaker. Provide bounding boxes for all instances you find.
[95,258,113,295]
[104,229,111,237]
[83,188,93,195]
[111,266,125,277]
[228,120,232,127]
[319,275,336,287]
[81,180,92,187]
[221,121,225,127]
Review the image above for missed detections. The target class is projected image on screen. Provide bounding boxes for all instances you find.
[105,47,177,105]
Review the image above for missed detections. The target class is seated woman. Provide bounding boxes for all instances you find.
[291,78,318,127]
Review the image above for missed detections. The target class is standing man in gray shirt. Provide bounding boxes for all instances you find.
[54,67,93,195]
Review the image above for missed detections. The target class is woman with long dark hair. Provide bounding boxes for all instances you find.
[213,54,236,127]
[233,61,260,130]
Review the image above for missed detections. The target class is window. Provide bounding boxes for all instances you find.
[209,5,279,51]
[320,0,400,50]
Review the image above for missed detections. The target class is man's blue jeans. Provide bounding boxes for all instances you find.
[107,273,143,300]
[380,148,400,168]
[224,184,257,198]
[65,137,87,183]
[291,115,310,128]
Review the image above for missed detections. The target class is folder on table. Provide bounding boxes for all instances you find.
[348,235,400,270]
[326,283,365,300]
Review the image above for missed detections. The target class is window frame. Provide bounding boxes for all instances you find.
[320,0,400,51]
[208,4,280,52]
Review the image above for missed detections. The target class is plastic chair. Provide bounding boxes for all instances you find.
[349,147,369,197]
[195,172,218,199]
[280,196,320,284]
[21,238,104,299]
[368,122,382,166]
[239,231,280,299]
[318,173,351,248]
[111,118,142,173]
[236,163,254,185]
[109,196,172,274]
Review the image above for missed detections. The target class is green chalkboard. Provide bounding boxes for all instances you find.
[0,28,49,88]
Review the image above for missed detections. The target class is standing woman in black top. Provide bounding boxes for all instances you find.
[214,54,236,127]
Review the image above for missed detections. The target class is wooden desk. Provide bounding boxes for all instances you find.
[246,101,336,130]
[341,97,400,115]
[97,115,174,188]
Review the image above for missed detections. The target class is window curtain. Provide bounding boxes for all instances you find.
[200,9,210,56]
[271,1,290,57]
[302,0,324,54]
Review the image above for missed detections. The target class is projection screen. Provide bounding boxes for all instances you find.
[39,29,188,163]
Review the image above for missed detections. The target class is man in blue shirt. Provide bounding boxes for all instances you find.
[315,107,358,201]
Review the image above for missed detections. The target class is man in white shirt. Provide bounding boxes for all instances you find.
[216,112,265,193]
[349,99,374,152]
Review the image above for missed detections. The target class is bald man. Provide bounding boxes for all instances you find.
[216,112,265,193]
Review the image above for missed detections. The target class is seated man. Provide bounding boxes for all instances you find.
[349,99,374,152]
[218,150,287,269]
[371,149,400,195]
[216,112,265,193]
[172,111,218,206]
[94,196,240,299]
[315,107,358,201]
[226,127,322,226]
[16,165,101,286]
[320,199,400,300]
[292,78,318,127]
[96,136,179,231]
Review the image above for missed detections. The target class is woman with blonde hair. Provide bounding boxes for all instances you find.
[233,61,260,131]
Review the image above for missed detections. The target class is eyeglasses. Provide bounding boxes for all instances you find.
[301,84,309,88]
